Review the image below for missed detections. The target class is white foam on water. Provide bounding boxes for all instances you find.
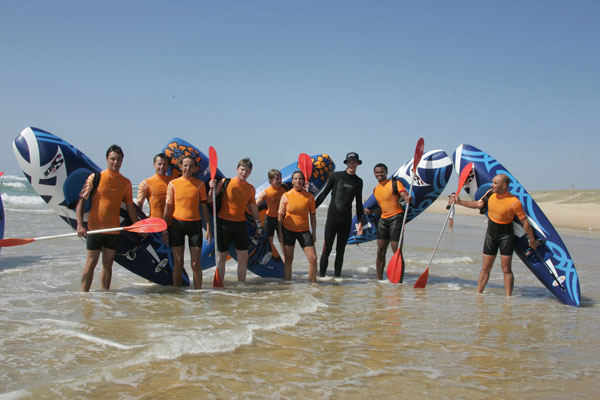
[0,390,32,400]
[409,256,475,265]
[1,194,45,205]
[1,182,27,189]
[49,329,146,350]
[0,175,28,182]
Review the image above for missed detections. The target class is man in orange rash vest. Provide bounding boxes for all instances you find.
[453,174,538,296]
[163,155,211,289]
[208,158,262,284]
[136,153,173,219]
[76,145,138,292]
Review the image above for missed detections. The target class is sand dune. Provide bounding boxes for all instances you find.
[426,190,600,231]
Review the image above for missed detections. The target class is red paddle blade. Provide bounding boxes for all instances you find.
[457,162,474,193]
[298,153,313,180]
[412,138,425,172]
[387,249,405,284]
[209,146,218,180]
[0,238,35,247]
[124,218,167,233]
[213,268,224,288]
[414,266,429,289]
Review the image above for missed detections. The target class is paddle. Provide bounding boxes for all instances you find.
[0,218,167,247]
[387,138,425,284]
[298,153,313,183]
[209,146,224,288]
[414,162,474,288]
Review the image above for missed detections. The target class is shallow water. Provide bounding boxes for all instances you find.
[1,176,599,399]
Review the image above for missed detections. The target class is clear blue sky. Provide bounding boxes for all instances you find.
[1,1,598,191]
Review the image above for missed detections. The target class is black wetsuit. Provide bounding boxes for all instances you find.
[315,170,364,277]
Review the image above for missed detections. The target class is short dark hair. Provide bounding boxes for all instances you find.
[238,158,253,169]
[374,163,388,173]
[292,170,305,180]
[153,153,169,163]
[268,169,281,180]
[106,144,124,159]
[178,155,197,166]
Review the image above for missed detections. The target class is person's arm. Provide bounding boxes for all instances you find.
[355,180,364,235]
[76,174,94,237]
[278,195,287,243]
[136,180,147,209]
[249,203,264,237]
[315,173,335,208]
[452,194,484,209]
[519,216,538,250]
[76,197,87,237]
[310,213,317,242]
[208,178,224,204]
[126,202,139,224]
[201,202,211,241]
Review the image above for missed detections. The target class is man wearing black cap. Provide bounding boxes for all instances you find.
[315,152,364,278]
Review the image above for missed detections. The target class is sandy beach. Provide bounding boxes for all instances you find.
[425,189,600,232]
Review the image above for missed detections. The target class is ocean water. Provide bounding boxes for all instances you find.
[1,174,599,399]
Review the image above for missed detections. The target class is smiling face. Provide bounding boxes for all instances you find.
[153,156,169,176]
[106,151,123,173]
[374,166,388,183]
[292,171,305,191]
[180,157,196,178]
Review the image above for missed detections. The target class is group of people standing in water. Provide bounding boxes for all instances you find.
[76,144,537,299]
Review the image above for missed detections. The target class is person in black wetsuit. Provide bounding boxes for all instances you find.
[315,152,364,277]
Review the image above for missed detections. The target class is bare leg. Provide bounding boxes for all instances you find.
[217,251,228,283]
[190,246,202,289]
[100,248,116,290]
[500,255,514,296]
[81,249,101,292]
[236,249,248,282]
[283,245,295,280]
[478,254,496,293]
[303,245,318,283]
[375,239,390,280]
[171,245,185,287]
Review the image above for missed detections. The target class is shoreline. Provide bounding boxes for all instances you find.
[425,197,600,232]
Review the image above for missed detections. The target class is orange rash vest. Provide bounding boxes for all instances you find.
[165,176,207,221]
[137,174,173,218]
[487,192,526,224]
[79,169,134,234]
[373,179,407,219]
[257,185,286,218]
[218,177,256,222]
[279,189,316,232]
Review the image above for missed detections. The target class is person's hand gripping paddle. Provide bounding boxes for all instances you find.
[387,138,424,284]
[414,162,474,288]
[209,146,224,288]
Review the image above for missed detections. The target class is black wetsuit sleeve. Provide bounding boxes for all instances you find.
[355,177,364,220]
[315,173,336,208]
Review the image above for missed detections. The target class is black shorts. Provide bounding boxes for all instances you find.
[169,218,203,248]
[264,215,279,238]
[483,220,514,256]
[86,233,120,251]
[282,226,314,248]
[217,218,249,252]
[376,213,403,241]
